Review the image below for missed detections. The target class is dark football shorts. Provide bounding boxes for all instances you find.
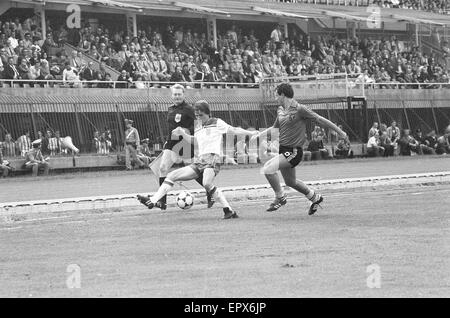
[279,145,303,168]
[189,153,221,176]
[164,139,195,159]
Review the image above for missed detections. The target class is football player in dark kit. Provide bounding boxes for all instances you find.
[148,84,206,209]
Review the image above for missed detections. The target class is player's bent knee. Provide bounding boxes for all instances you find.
[203,182,213,192]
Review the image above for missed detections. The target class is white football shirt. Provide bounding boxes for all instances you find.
[194,118,231,156]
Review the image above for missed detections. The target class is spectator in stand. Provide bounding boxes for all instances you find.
[80,61,97,86]
[398,129,420,156]
[3,56,20,83]
[170,65,187,83]
[2,133,17,157]
[17,130,31,157]
[62,61,81,87]
[116,69,131,88]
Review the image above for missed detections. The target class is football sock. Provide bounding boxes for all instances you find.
[276,190,285,199]
[159,177,167,205]
[306,190,320,203]
[151,179,175,204]
[213,188,231,209]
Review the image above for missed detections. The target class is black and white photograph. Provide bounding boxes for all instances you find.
[0,0,449,302]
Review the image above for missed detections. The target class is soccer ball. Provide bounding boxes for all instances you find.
[176,191,194,210]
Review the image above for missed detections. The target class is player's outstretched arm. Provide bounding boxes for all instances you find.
[316,116,348,140]
[228,126,259,136]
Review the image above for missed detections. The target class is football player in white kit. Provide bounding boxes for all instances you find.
[138,100,258,219]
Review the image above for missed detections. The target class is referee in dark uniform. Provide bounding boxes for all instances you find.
[157,84,203,210]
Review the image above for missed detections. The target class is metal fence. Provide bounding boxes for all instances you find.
[1,82,449,159]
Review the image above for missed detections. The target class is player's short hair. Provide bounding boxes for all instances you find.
[194,100,211,115]
[276,83,294,98]
[170,83,185,93]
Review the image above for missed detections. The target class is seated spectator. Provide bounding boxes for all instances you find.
[137,138,155,166]
[80,61,97,83]
[367,133,385,157]
[191,64,204,88]
[2,133,17,157]
[436,125,450,155]
[116,69,131,88]
[307,126,329,160]
[0,143,14,177]
[414,128,435,154]
[425,130,439,153]
[97,72,114,88]
[25,140,50,177]
[133,75,146,89]
[398,129,420,156]
[3,56,20,83]
[170,65,187,83]
[62,62,81,87]
[334,126,353,159]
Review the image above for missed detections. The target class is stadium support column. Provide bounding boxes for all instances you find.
[126,13,137,37]
[283,23,288,41]
[34,6,46,40]
[206,17,217,49]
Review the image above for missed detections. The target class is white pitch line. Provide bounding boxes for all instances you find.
[4,185,450,228]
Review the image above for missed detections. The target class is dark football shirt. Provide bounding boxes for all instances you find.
[164,100,195,150]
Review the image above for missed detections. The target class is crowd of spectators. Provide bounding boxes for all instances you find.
[1,14,449,88]
[280,0,449,15]
[366,121,450,156]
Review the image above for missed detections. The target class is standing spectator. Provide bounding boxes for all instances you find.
[25,140,50,177]
[17,130,31,157]
[368,122,379,138]
[270,24,282,50]
[48,130,64,156]
[2,133,17,157]
[124,119,144,170]
[93,130,101,154]
[379,131,395,157]
[41,129,52,157]
[386,121,401,151]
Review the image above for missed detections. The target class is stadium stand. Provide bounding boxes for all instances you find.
[1,1,449,174]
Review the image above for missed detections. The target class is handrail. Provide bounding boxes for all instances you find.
[63,43,121,81]
[0,79,261,89]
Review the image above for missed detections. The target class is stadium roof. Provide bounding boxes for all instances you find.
[9,0,450,26]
